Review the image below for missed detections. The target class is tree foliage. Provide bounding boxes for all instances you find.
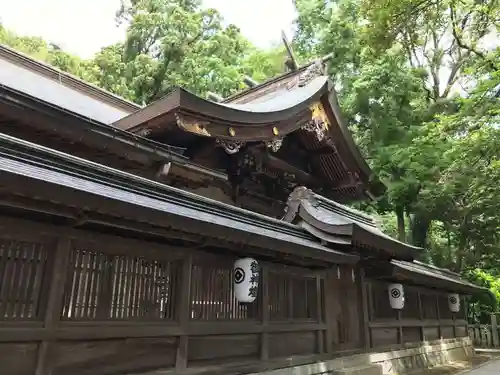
[293,0,499,309]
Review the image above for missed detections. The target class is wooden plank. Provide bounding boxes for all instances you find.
[0,216,188,260]
[323,268,335,353]
[46,321,328,341]
[52,337,177,374]
[188,335,259,363]
[356,266,370,349]
[368,319,464,329]
[268,331,316,358]
[397,310,403,345]
[417,291,424,341]
[176,255,193,370]
[491,314,499,347]
[35,236,72,375]
[436,295,442,339]
[0,327,48,342]
[260,264,269,360]
[315,275,324,353]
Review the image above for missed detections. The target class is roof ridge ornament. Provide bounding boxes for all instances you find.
[287,59,326,90]
[282,186,315,222]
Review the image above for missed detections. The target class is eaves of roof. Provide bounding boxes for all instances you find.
[0,132,358,265]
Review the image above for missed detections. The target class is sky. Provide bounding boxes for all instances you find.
[0,0,297,58]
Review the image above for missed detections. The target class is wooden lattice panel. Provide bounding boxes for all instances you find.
[190,261,260,320]
[61,243,180,321]
[0,237,48,321]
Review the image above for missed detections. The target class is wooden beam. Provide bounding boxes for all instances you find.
[356,267,370,349]
[417,291,424,341]
[323,268,335,353]
[35,236,72,375]
[260,264,269,360]
[250,149,321,186]
[176,255,193,370]
[436,295,442,339]
[316,275,325,353]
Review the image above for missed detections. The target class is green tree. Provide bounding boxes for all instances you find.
[293,0,499,283]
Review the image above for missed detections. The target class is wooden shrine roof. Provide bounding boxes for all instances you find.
[0,77,227,183]
[0,132,485,292]
[0,44,385,202]
[0,131,357,266]
[390,260,485,294]
[281,187,485,293]
[282,186,421,261]
[0,44,139,123]
[112,61,385,202]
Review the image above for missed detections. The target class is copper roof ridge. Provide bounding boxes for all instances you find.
[0,44,141,113]
[223,54,334,103]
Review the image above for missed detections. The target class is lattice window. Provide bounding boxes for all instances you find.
[0,237,48,320]
[62,244,179,320]
[268,271,318,321]
[190,262,260,320]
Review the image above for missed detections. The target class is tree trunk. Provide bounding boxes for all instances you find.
[395,206,406,242]
[410,214,430,248]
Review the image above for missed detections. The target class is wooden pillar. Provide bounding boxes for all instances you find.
[436,295,442,339]
[417,291,425,341]
[355,266,370,349]
[260,264,269,360]
[323,268,335,354]
[176,255,193,370]
[491,314,499,348]
[340,266,352,346]
[316,274,325,353]
[453,315,457,338]
[36,236,72,375]
[397,310,403,346]
[464,296,470,338]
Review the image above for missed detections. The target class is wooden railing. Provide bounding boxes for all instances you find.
[468,314,500,348]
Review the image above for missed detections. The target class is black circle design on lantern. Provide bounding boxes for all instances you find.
[234,268,245,284]
[449,296,458,304]
[390,288,401,299]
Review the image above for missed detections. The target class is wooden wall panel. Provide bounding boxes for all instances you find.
[441,326,454,339]
[188,334,259,364]
[371,327,398,347]
[456,326,467,337]
[402,327,421,344]
[268,331,316,358]
[327,268,342,347]
[52,338,177,375]
[0,343,38,375]
[423,327,440,341]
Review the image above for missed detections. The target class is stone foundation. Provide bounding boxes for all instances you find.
[369,337,474,374]
[252,337,474,375]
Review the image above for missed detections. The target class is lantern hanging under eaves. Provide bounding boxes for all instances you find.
[234,258,260,303]
[388,283,405,310]
[448,293,460,313]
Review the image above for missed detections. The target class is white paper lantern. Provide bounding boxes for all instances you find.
[448,293,460,313]
[388,283,405,310]
[234,258,259,303]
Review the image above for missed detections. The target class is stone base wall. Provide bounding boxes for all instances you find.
[369,337,474,374]
[251,337,474,375]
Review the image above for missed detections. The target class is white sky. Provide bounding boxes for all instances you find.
[0,0,297,58]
